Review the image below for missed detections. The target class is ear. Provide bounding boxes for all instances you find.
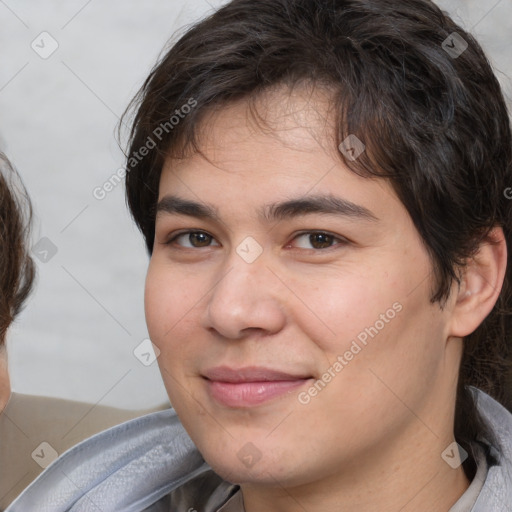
[448,227,507,338]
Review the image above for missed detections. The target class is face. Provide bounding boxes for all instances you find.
[145,88,457,489]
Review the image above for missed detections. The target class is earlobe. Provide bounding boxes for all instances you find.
[449,227,508,338]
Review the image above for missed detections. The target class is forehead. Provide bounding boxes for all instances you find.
[189,84,340,162]
[159,88,395,215]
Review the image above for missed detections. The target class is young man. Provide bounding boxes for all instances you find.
[7,0,512,510]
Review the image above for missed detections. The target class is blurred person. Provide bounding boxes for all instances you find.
[0,154,165,509]
[8,0,512,511]
[0,153,35,411]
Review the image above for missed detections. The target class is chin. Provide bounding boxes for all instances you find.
[207,457,286,486]
[199,438,304,487]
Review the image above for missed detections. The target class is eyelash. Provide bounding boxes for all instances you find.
[164,230,349,251]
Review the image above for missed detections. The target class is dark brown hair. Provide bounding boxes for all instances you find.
[122,0,512,476]
[0,153,35,343]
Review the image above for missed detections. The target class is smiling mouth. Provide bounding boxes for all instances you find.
[202,366,313,407]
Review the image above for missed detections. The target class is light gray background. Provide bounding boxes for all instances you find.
[0,0,511,410]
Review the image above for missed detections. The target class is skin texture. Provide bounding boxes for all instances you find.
[145,88,506,512]
[0,347,10,411]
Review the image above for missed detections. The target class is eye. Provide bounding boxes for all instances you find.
[290,231,348,250]
[167,231,220,248]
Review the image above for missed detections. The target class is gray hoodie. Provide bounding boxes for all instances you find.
[6,387,512,512]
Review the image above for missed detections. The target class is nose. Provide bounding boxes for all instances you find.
[202,252,287,340]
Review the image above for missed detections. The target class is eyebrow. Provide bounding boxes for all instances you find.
[261,194,378,223]
[156,194,378,223]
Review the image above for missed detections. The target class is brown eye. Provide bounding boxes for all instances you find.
[292,231,346,250]
[309,233,334,249]
[188,232,212,247]
[169,231,219,248]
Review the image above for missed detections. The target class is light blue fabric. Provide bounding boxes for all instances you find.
[469,388,512,511]
[6,388,512,511]
[5,409,209,512]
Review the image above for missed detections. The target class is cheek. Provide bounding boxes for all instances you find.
[144,265,194,406]
[291,260,440,395]
[145,262,190,340]
[144,260,206,374]
[315,286,444,427]
[287,267,404,355]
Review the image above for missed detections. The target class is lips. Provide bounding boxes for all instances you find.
[202,366,312,407]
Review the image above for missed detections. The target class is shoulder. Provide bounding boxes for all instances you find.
[6,407,209,512]
[472,387,512,456]
[0,392,166,509]
[470,387,512,511]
